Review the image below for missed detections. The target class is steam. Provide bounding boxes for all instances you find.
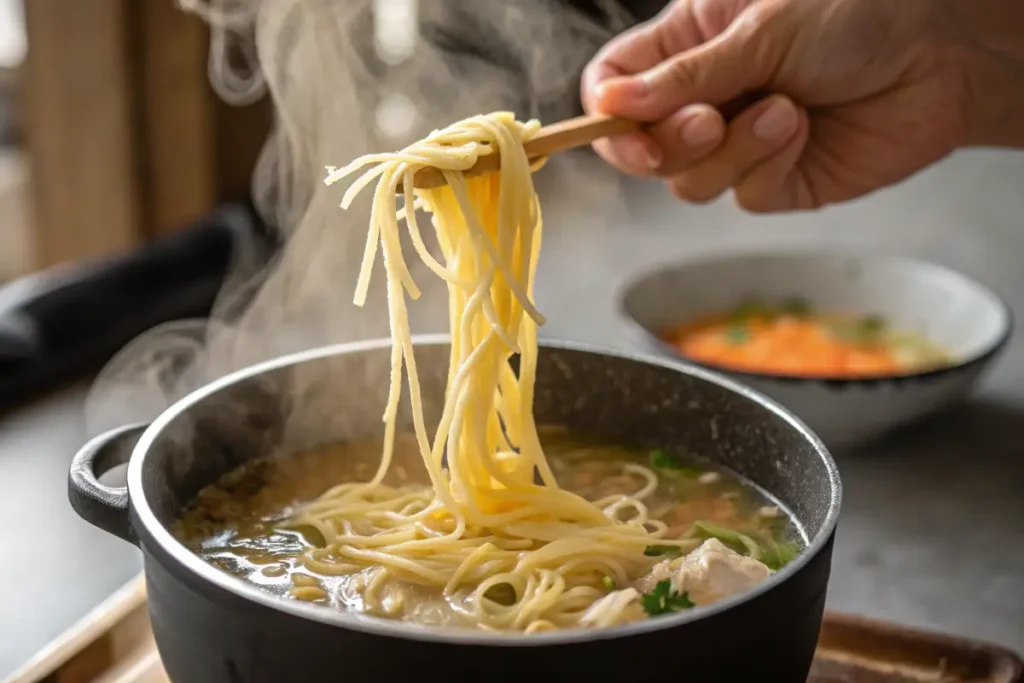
[85,0,635,436]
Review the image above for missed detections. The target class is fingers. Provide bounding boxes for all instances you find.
[592,104,725,177]
[591,131,664,176]
[594,5,780,120]
[647,104,726,175]
[580,2,705,114]
[733,107,812,212]
[666,95,802,203]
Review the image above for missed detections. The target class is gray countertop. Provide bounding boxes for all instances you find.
[2,147,1022,678]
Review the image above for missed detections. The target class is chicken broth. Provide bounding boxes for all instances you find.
[175,429,802,630]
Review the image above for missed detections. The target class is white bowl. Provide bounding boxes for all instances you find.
[619,252,1013,449]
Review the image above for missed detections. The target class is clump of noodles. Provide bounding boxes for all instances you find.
[284,112,697,632]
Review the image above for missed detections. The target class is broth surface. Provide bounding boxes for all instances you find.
[176,428,802,629]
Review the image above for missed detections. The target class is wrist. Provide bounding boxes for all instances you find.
[934,0,1024,148]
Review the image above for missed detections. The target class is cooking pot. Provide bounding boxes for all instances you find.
[68,337,841,683]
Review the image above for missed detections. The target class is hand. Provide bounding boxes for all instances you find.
[581,0,972,212]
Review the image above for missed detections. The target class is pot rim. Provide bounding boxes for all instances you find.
[127,334,842,646]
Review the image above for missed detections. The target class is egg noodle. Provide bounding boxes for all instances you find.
[287,112,697,632]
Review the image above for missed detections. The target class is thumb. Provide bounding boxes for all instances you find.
[596,21,771,121]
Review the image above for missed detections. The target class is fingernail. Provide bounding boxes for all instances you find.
[596,76,648,103]
[631,140,662,171]
[753,97,797,142]
[681,112,720,147]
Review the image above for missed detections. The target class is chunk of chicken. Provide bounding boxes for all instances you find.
[634,538,771,606]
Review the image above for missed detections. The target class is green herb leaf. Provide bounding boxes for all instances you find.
[643,544,684,558]
[779,297,812,317]
[649,450,701,477]
[724,323,750,344]
[649,449,674,469]
[601,576,616,590]
[641,579,695,616]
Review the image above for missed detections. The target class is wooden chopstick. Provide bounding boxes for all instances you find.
[403,113,637,191]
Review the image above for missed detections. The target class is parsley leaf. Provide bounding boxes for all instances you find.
[641,579,695,616]
[724,323,750,344]
[643,544,684,558]
[649,450,700,477]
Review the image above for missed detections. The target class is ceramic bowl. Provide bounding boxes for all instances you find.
[619,252,1013,449]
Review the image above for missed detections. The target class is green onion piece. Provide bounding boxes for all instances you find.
[641,579,695,616]
[643,544,684,558]
[761,540,801,571]
[724,323,750,344]
[692,520,762,561]
[601,576,616,590]
[649,450,701,478]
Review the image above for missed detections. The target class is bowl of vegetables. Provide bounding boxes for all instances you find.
[619,251,1012,449]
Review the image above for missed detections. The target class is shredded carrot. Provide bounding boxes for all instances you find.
[664,313,900,377]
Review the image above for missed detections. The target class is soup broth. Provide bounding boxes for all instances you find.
[176,428,802,630]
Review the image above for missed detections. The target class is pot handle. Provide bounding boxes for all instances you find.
[68,423,148,546]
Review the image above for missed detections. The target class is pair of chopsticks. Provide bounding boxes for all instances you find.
[407,114,636,191]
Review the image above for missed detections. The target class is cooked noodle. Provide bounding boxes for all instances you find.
[287,112,697,631]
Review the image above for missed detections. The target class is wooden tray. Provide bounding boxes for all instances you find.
[8,575,1022,683]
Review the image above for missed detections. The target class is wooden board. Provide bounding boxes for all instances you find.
[7,574,1022,683]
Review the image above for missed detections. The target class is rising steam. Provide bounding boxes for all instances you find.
[85,0,635,436]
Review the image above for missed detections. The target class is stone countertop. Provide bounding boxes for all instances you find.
[2,147,1022,678]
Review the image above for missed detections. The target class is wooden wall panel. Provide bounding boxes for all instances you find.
[22,0,141,268]
[22,0,271,268]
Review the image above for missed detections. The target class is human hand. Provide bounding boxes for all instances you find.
[581,0,972,212]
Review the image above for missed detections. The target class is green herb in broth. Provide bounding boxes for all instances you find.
[760,540,801,571]
[649,449,700,478]
[175,429,803,629]
[641,580,695,616]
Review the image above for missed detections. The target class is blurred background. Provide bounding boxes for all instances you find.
[1,0,1023,679]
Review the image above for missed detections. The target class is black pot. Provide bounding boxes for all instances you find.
[69,337,841,683]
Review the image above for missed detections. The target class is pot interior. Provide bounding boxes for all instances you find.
[139,340,837,542]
